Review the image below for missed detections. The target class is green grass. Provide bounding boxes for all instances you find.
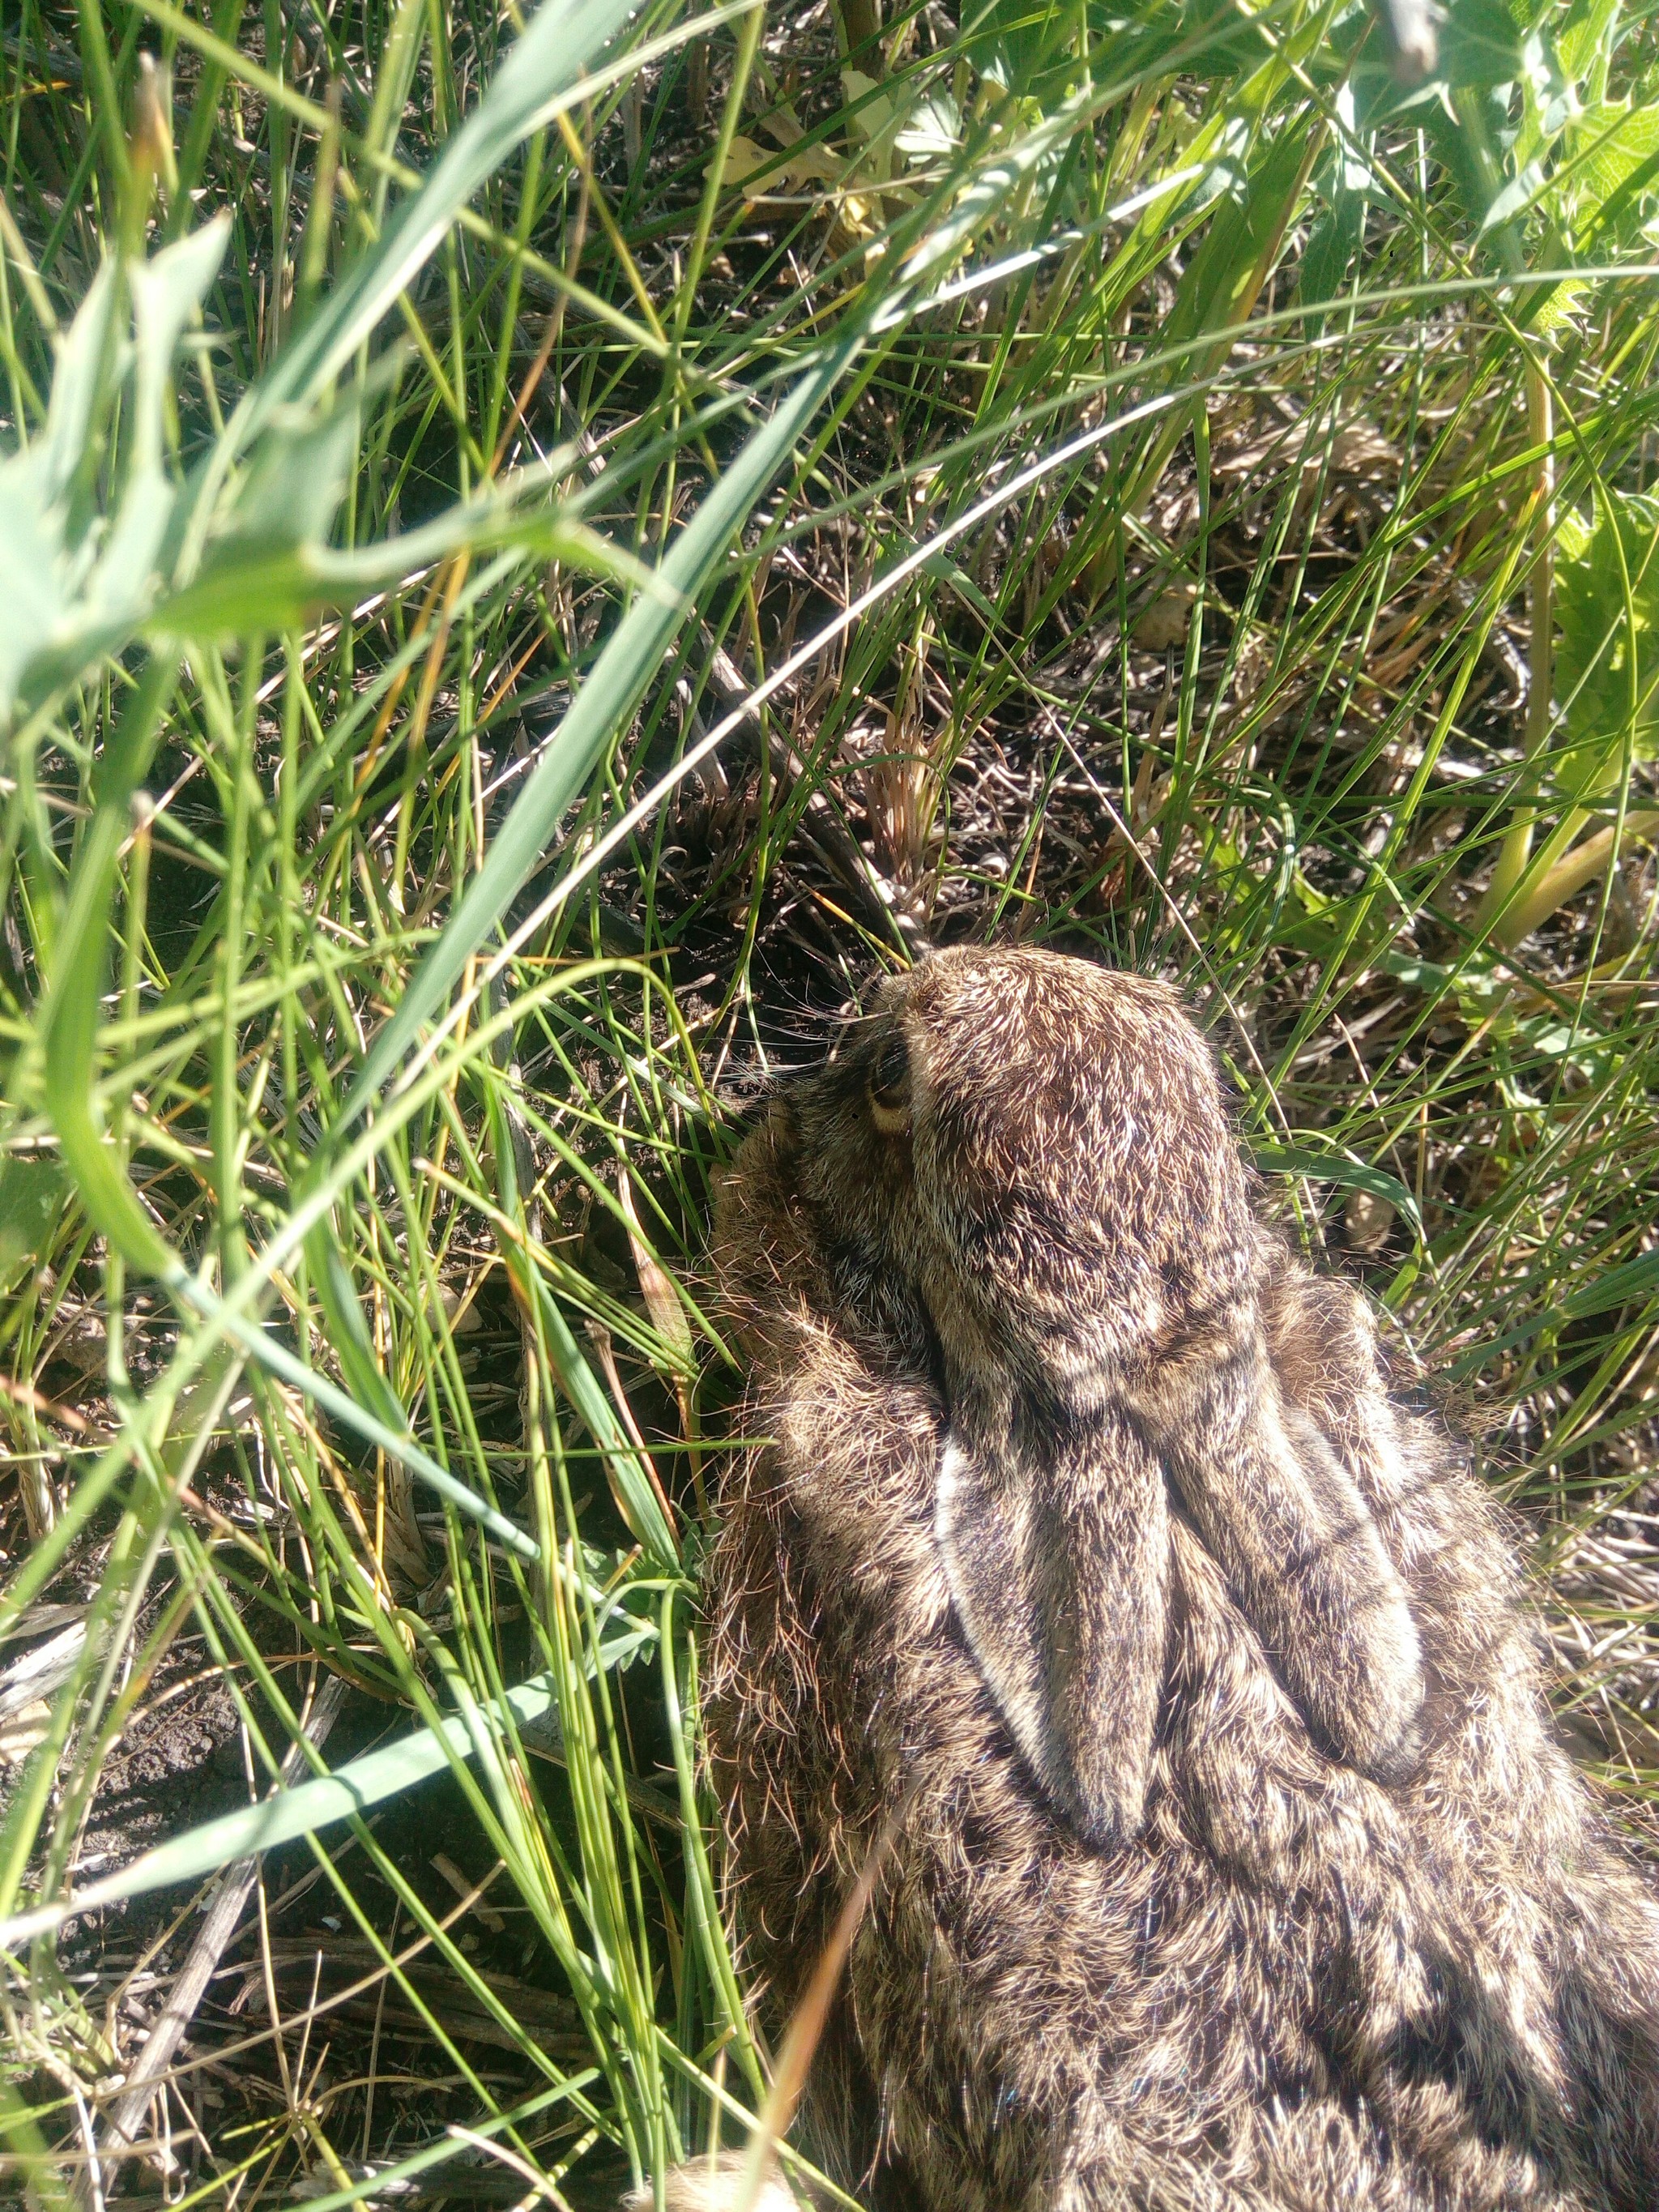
[1,0,1657,2201]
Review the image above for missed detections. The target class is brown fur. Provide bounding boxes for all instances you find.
[700,949,1659,2211]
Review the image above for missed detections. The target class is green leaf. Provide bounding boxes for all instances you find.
[1579,100,1659,201]
[0,224,230,720]
[0,1159,64,1279]
[1563,100,1659,246]
[228,388,365,549]
[0,451,68,714]
[129,223,233,474]
[1483,156,1549,230]
[1553,489,1659,798]
[309,1230,411,1438]
[39,655,189,1283]
[1252,1143,1426,1241]
[153,501,638,638]
[1556,0,1622,86]
[895,87,962,163]
[39,257,121,515]
[1165,118,1314,355]
[1,0,646,719]
[92,233,200,603]
[1299,198,1363,314]
[1438,0,1528,90]
[535,1269,679,1567]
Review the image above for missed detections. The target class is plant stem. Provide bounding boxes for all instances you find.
[1475,358,1556,943]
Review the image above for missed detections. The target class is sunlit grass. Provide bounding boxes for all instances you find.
[1,0,1657,2201]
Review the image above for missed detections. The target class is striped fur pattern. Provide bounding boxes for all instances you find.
[699,947,1659,2211]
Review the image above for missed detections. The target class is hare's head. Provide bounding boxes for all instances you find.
[784,947,1253,1414]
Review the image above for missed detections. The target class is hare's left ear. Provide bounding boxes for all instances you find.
[934,1414,1169,1848]
[1142,1331,1425,1786]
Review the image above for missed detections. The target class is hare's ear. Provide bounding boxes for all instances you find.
[1149,1337,1425,1784]
[934,1417,1169,1848]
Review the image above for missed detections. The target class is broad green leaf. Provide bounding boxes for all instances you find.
[229,388,365,549]
[1577,102,1659,205]
[152,503,639,638]
[1438,0,1529,89]
[899,80,1095,294]
[1483,156,1549,231]
[0,231,228,718]
[1553,490,1659,798]
[1563,100,1659,245]
[0,450,68,712]
[39,258,120,514]
[0,1159,64,1279]
[1557,0,1622,86]
[1299,96,1371,324]
[2,0,650,720]
[129,223,232,472]
[1251,1144,1426,1241]
[92,228,231,611]
[895,87,963,163]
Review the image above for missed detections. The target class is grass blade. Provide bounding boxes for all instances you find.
[0,1673,561,1947]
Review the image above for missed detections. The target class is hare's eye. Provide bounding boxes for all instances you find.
[868,1031,911,1134]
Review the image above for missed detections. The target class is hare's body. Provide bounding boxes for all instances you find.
[706,951,1659,2212]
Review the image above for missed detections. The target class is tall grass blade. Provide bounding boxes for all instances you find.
[0,1671,568,1947]
[343,331,866,1117]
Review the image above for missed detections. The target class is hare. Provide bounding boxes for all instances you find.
[695,946,1659,2212]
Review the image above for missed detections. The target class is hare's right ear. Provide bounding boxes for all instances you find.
[935,1414,1169,1849]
